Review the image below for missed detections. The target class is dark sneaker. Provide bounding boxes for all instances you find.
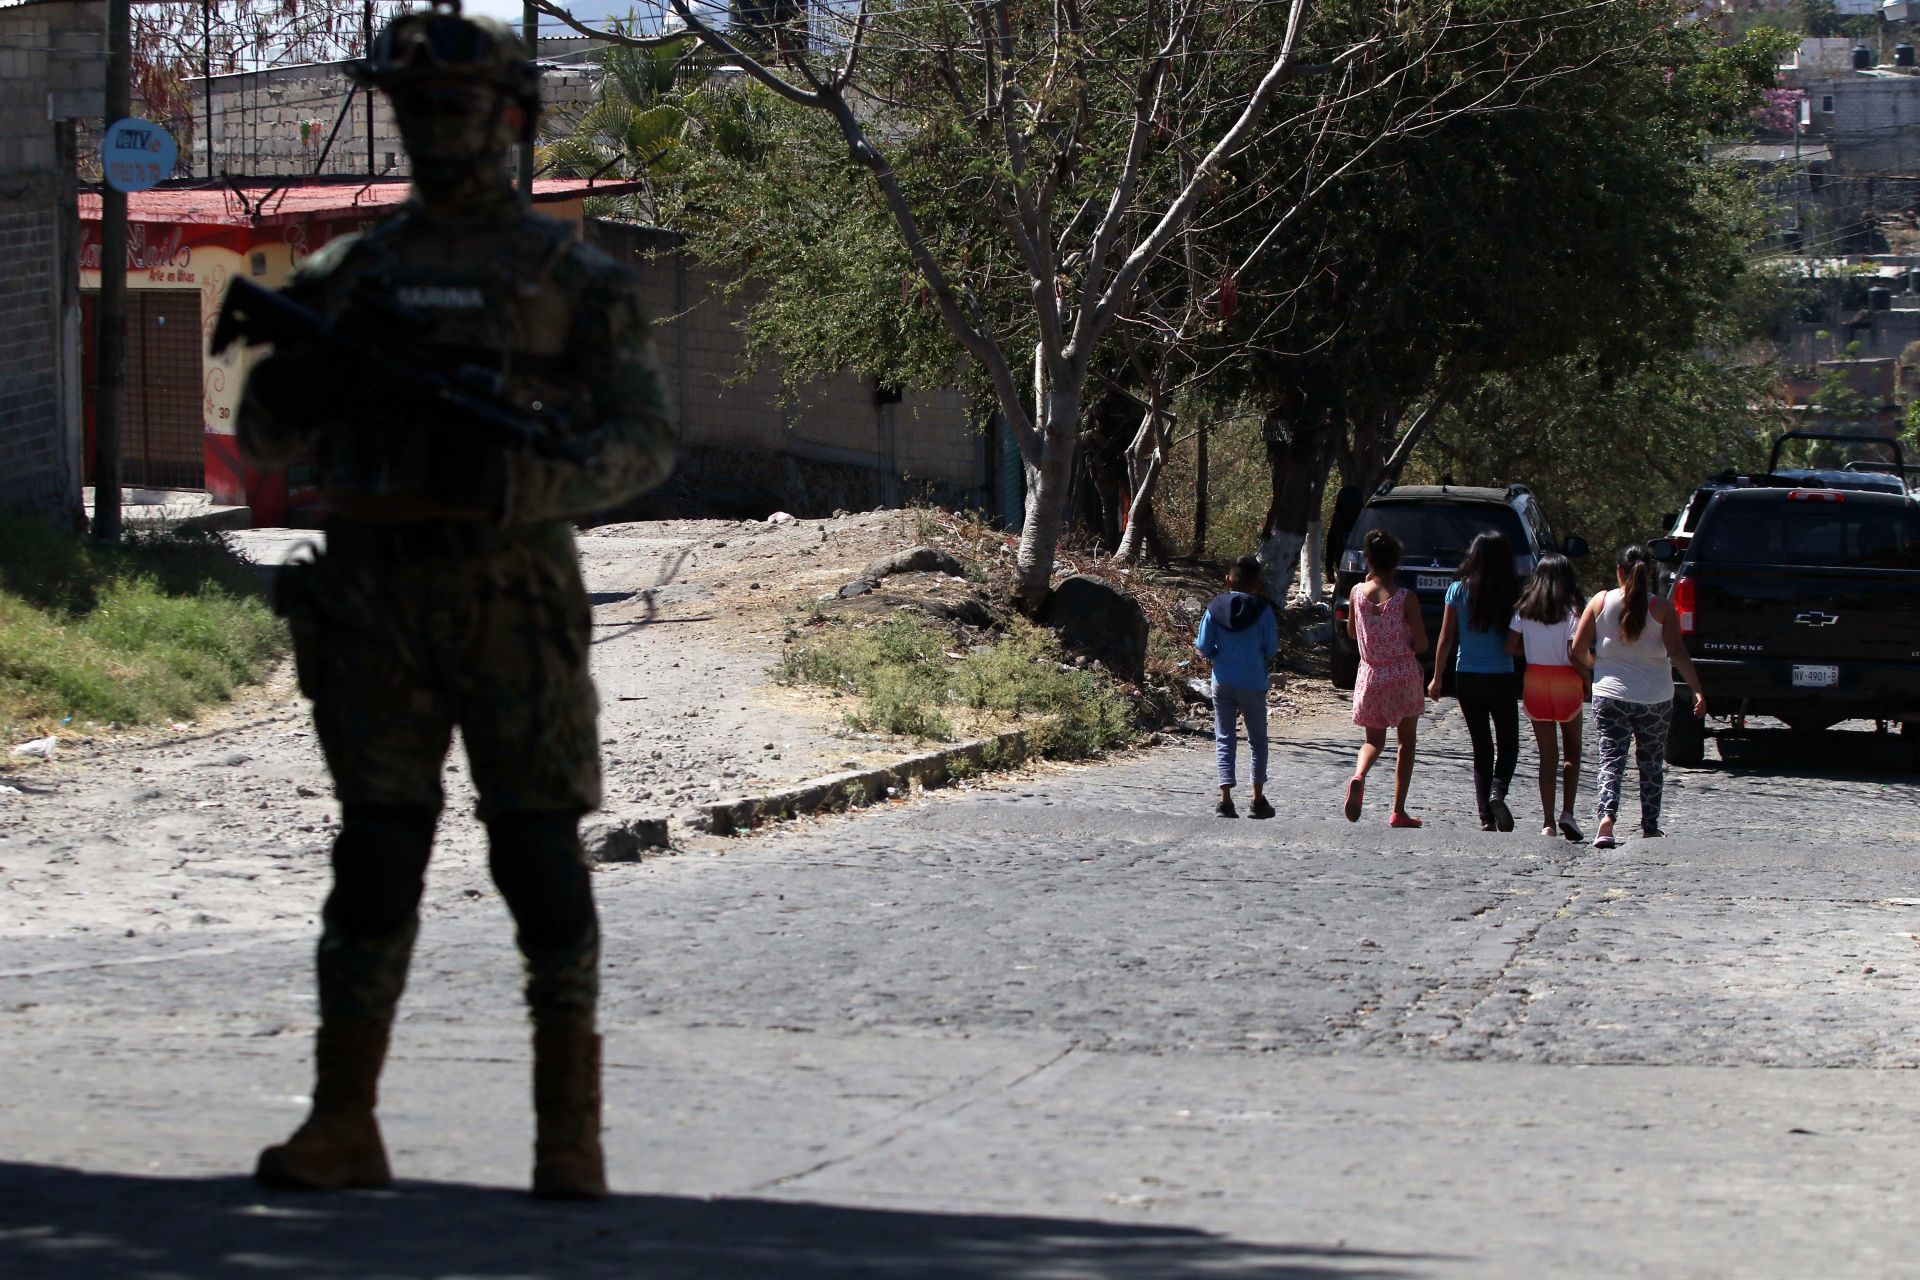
[1249,796,1275,820]
[1557,814,1584,842]
[1216,798,1238,818]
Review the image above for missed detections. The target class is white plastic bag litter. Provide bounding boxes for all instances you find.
[11,735,56,760]
[767,511,795,524]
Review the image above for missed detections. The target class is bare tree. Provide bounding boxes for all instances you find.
[131,0,402,157]
[534,0,1656,609]
[536,0,1389,607]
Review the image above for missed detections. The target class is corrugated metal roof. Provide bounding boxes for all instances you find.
[78,177,651,227]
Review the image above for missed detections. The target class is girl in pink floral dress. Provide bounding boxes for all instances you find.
[1346,529,1430,828]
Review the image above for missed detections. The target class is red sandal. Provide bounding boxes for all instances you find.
[1343,777,1364,823]
[1388,811,1423,829]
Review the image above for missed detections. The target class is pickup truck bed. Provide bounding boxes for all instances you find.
[1665,486,1920,764]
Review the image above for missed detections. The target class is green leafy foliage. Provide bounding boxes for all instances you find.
[1417,350,1783,559]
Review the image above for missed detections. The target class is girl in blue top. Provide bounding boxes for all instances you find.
[1195,555,1280,819]
[1427,532,1520,831]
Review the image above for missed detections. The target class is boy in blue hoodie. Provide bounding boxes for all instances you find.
[1195,554,1280,818]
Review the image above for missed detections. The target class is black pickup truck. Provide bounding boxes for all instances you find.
[1657,482,1920,766]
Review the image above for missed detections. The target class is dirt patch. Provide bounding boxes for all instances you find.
[0,507,1346,942]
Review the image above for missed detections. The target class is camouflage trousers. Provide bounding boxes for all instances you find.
[281,519,602,819]
[280,519,603,1026]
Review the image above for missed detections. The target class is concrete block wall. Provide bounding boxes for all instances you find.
[193,60,599,179]
[0,197,64,515]
[0,0,99,521]
[604,232,983,501]
[1820,74,1920,145]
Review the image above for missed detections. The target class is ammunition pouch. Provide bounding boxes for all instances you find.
[273,545,328,699]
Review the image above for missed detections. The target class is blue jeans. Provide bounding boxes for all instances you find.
[1213,682,1269,787]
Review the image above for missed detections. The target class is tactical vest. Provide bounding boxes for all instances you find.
[290,207,596,511]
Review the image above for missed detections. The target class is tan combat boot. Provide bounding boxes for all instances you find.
[531,1017,607,1200]
[255,1020,394,1190]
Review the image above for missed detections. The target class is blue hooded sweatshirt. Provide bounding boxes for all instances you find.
[1195,591,1278,692]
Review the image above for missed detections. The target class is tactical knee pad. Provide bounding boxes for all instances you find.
[324,803,438,939]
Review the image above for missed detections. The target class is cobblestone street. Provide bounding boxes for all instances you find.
[5,706,1919,1277]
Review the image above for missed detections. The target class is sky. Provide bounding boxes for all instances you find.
[460,0,681,35]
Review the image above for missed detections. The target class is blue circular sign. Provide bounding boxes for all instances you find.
[101,118,179,193]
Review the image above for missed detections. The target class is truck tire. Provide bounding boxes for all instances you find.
[1330,650,1359,691]
[1905,721,1920,771]
[1667,700,1707,768]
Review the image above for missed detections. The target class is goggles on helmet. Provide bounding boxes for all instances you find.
[356,1,536,98]
[371,14,493,73]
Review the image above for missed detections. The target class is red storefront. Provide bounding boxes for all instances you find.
[79,177,641,526]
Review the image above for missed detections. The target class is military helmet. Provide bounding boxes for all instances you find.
[355,1,540,139]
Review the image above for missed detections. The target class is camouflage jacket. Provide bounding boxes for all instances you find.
[237,202,674,527]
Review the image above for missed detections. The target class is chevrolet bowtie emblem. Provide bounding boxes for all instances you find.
[1794,611,1839,626]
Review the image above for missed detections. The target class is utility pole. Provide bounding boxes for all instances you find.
[202,0,212,179]
[94,0,130,541]
[365,0,375,176]
[518,0,536,205]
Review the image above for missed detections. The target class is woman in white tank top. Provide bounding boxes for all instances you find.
[1571,545,1706,848]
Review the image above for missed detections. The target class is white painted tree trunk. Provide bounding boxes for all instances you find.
[1014,388,1082,610]
[1113,409,1165,564]
[1299,518,1325,604]
[1259,528,1304,606]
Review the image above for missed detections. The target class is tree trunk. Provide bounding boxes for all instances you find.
[1192,418,1209,557]
[1345,407,1390,501]
[1113,403,1167,564]
[1259,528,1306,604]
[1015,388,1082,611]
[1256,399,1337,604]
[1078,388,1132,552]
[1375,389,1457,491]
[1299,519,1324,603]
[1295,417,1338,602]
[1141,504,1172,565]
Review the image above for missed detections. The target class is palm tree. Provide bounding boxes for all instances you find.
[537,25,698,225]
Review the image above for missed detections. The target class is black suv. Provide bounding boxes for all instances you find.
[1660,432,1910,577]
[1653,433,1919,766]
[1330,484,1587,690]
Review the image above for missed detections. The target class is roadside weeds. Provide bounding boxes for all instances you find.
[0,512,284,740]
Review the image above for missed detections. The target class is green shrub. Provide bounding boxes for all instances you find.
[780,612,1133,757]
[0,511,283,735]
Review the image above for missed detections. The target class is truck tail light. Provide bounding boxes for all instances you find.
[1334,598,1349,623]
[1672,575,1696,634]
[1787,490,1844,502]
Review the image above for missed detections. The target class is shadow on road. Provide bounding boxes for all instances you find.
[0,1162,1448,1279]
[1699,727,1917,780]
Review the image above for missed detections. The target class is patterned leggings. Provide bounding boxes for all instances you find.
[1594,697,1669,832]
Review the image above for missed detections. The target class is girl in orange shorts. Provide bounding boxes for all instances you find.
[1507,554,1586,840]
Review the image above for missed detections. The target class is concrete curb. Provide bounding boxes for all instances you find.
[698,729,1030,836]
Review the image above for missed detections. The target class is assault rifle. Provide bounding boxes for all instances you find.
[211,277,587,464]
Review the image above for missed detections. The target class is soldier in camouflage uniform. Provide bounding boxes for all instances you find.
[236,0,673,1201]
